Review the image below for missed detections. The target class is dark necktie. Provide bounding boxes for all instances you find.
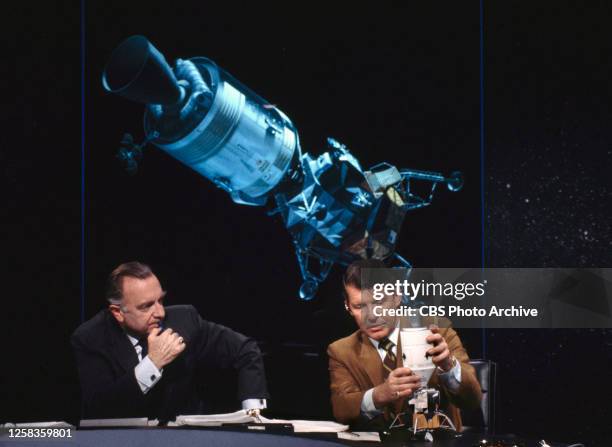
[378,337,396,378]
[138,337,148,359]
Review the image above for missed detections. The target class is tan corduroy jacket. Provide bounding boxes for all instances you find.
[327,324,482,431]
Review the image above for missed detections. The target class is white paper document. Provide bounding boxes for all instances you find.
[175,410,257,427]
[337,431,381,442]
[259,417,348,433]
[175,410,349,433]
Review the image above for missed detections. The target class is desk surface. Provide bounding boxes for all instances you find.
[0,428,571,447]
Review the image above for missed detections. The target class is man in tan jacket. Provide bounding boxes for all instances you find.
[327,260,482,431]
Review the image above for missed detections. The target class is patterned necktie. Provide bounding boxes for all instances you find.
[378,337,396,378]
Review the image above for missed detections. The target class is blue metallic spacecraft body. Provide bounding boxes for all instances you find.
[104,35,463,299]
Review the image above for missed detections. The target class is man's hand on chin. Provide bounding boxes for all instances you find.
[147,327,186,369]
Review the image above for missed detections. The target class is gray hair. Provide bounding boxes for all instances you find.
[106,261,154,306]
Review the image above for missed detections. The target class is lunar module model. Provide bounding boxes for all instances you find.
[103,36,464,300]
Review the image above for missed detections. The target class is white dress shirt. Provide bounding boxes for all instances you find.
[126,333,266,410]
[360,326,462,418]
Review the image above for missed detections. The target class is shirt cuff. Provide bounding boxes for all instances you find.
[134,355,163,394]
[436,360,462,393]
[242,399,267,410]
[360,388,383,419]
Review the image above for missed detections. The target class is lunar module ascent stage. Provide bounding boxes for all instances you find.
[103,35,463,300]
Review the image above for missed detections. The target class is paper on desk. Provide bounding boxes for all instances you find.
[175,410,255,427]
[175,411,349,433]
[258,416,348,433]
[337,431,381,442]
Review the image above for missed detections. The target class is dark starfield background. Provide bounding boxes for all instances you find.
[3,1,611,446]
[484,4,612,445]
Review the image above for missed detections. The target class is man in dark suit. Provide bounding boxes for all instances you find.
[327,260,482,431]
[71,261,268,422]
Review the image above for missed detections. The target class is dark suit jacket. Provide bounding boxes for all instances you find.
[327,325,482,431]
[71,305,268,422]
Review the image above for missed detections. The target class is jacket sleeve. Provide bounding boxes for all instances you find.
[327,344,367,424]
[435,327,482,410]
[71,333,148,418]
[191,307,268,401]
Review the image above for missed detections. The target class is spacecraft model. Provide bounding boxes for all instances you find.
[102,35,464,300]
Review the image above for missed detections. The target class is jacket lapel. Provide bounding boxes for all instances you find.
[105,311,140,373]
[358,332,384,387]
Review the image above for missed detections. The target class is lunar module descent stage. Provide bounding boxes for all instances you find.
[103,36,464,300]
